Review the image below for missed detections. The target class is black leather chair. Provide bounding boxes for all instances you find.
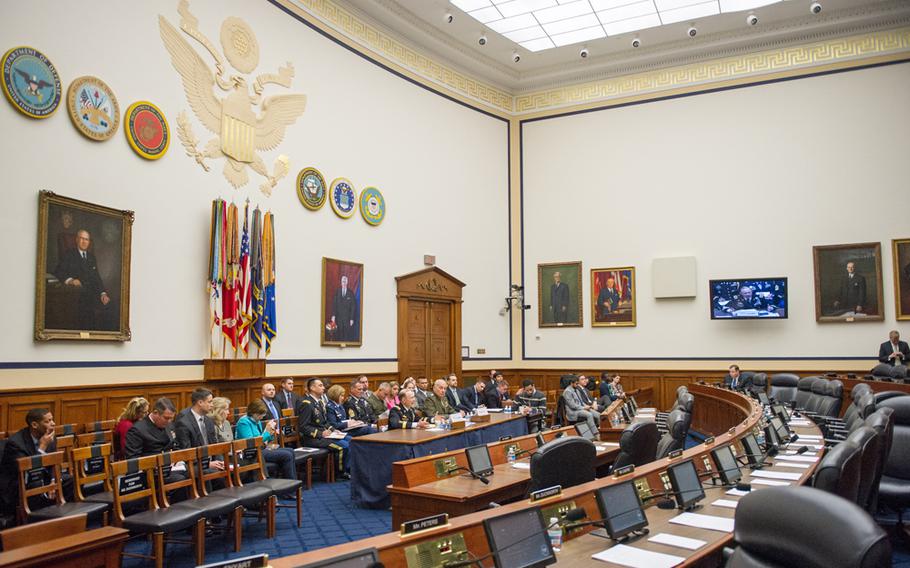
[812,440,862,503]
[769,374,799,404]
[871,363,908,381]
[749,373,767,396]
[655,409,688,459]
[842,426,883,510]
[865,408,895,514]
[874,391,908,405]
[825,392,875,442]
[877,395,910,525]
[726,486,890,568]
[805,379,831,416]
[611,422,659,471]
[529,436,595,494]
[656,387,688,425]
[796,376,821,410]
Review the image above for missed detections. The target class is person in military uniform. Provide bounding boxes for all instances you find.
[342,380,377,436]
[728,285,763,312]
[298,378,351,478]
[389,389,432,430]
[422,379,463,422]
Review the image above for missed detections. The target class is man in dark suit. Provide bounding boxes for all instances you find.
[597,276,621,319]
[331,275,358,341]
[879,330,910,366]
[550,271,570,324]
[445,374,471,413]
[723,365,753,391]
[833,261,867,314]
[0,408,71,516]
[276,377,301,415]
[53,229,112,330]
[461,380,487,412]
[484,379,512,409]
[415,376,431,409]
[260,383,282,422]
[125,398,178,458]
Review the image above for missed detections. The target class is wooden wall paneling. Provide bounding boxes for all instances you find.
[628,376,661,408]
[661,375,694,409]
[216,386,249,408]
[106,395,138,420]
[145,387,187,411]
[7,395,59,433]
[59,395,103,427]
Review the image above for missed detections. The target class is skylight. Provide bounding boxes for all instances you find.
[451,0,782,52]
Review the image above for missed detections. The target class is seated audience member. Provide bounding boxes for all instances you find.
[276,377,301,414]
[114,397,148,460]
[235,400,297,480]
[389,389,431,430]
[461,380,487,411]
[599,373,625,404]
[343,380,378,435]
[298,378,350,478]
[385,381,401,410]
[369,382,390,417]
[879,330,909,366]
[423,379,462,422]
[562,375,600,433]
[209,397,233,443]
[0,408,73,517]
[598,372,613,398]
[175,388,217,450]
[125,397,179,459]
[326,384,370,437]
[444,374,468,412]
[516,379,547,412]
[484,379,512,409]
[723,364,752,391]
[401,377,417,391]
[415,376,431,408]
[576,375,601,414]
[260,383,282,422]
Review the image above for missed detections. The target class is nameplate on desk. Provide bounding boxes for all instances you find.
[197,554,269,568]
[473,414,491,422]
[704,436,716,445]
[613,464,635,478]
[499,435,512,441]
[667,449,683,460]
[434,457,458,478]
[529,485,562,503]
[400,513,449,536]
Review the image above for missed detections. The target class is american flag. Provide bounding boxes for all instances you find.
[237,204,252,353]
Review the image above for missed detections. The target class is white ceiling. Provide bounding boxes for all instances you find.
[338,0,910,92]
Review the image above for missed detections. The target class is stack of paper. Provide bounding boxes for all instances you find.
[751,470,802,481]
[592,544,685,567]
[648,533,706,551]
[669,512,734,533]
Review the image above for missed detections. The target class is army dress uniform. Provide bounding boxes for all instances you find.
[388,405,422,429]
[298,394,351,474]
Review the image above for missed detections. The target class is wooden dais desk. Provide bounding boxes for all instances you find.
[0,526,128,568]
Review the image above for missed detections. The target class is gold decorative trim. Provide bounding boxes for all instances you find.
[516,27,910,114]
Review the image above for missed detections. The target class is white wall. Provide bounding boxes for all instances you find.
[522,63,910,360]
[0,0,511,379]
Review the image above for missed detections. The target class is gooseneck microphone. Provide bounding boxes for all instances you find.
[446,466,490,485]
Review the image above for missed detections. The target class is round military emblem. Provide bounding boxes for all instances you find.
[1,46,62,118]
[124,101,169,160]
[359,186,386,226]
[330,178,357,219]
[66,76,120,141]
[296,167,327,211]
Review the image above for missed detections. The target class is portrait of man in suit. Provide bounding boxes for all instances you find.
[592,267,636,327]
[814,243,883,322]
[538,261,582,327]
[321,257,363,346]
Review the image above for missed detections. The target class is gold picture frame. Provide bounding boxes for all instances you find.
[537,261,582,328]
[321,257,363,347]
[35,191,133,341]
[591,267,636,327]
[893,238,910,321]
[812,242,884,323]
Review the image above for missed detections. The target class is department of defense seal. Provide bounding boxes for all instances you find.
[330,178,356,219]
[1,46,62,118]
[297,167,327,211]
[359,186,386,226]
[67,75,120,141]
[124,101,169,159]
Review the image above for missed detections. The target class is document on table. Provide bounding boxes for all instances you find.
[511,462,531,470]
[648,533,706,551]
[669,512,735,533]
[711,499,739,509]
[592,544,686,567]
[486,408,503,413]
[750,478,791,487]
[750,470,802,481]
[775,462,810,469]
[776,455,819,463]
[788,420,812,426]
[726,488,750,496]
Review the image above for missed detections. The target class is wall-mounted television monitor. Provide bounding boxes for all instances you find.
[710,278,788,319]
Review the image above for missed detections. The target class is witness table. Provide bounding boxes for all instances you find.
[350,412,529,508]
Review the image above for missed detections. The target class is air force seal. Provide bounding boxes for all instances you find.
[330,178,356,219]
[359,187,385,226]
[1,46,62,119]
[125,101,170,159]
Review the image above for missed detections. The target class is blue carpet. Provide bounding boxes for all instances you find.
[121,480,391,567]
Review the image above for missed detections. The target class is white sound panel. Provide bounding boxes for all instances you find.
[652,257,697,298]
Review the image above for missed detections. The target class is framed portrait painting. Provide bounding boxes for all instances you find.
[894,239,910,321]
[591,267,636,327]
[321,257,363,346]
[537,261,582,327]
[35,191,132,341]
[813,242,884,323]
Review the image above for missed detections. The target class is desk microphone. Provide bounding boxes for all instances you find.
[442,515,569,568]
[649,483,748,510]
[445,466,490,485]
[512,447,537,460]
[796,445,809,455]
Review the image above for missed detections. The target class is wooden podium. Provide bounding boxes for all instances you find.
[203,358,266,381]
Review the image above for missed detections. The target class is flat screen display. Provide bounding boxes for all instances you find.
[742,433,763,466]
[764,424,781,448]
[466,444,493,476]
[770,416,790,443]
[711,445,742,485]
[710,278,788,319]
[595,480,648,539]
[772,404,790,424]
[483,507,556,568]
[667,459,705,510]
[630,397,639,412]
[758,391,771,406]
[296,548,380,568]
[535,433,546,448]
[574,422,596,441]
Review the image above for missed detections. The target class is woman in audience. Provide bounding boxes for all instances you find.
[114,397,148,459]
[325,384,350,430]
[385,381,401,409]
[235,399,297,480]
[209,396,233,443]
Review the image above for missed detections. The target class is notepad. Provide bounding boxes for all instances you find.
[669,512,735,533]
[711,499,739,509]
[750,470,802,481]
[776,455,819,463]
[726,488,750,497]
[648,533,706,551]
[750,478,791,487]
[592,544,686,567]
[788,420,812,426]
[511,462,531,470]
[775,462,810,469]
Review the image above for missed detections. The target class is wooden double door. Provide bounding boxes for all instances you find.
[396,267,464,381]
